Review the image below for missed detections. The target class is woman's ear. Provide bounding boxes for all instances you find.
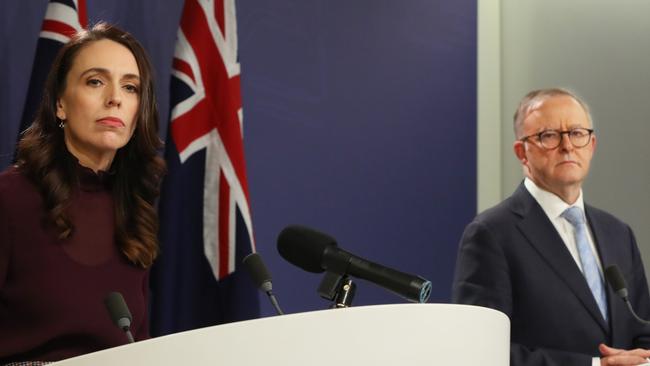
[56,99,66,120]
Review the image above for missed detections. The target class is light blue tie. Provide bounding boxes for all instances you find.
[562,206,608,321]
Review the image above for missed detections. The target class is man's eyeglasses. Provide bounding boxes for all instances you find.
[519,128,594,149]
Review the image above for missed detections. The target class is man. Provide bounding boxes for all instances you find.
[453,88,650,366]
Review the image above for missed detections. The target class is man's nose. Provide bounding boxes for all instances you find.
[558,132,574,151]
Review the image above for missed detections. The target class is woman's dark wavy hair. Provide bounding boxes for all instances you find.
[16,22,166,268]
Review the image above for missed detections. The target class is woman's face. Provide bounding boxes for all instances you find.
[56,39,140,168]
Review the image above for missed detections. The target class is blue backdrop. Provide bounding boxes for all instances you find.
[0,0,476,318]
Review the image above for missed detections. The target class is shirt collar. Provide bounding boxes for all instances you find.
[524,177,585,220]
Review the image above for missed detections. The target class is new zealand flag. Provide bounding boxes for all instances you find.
[150,0,260,335]
[18,0,87,136]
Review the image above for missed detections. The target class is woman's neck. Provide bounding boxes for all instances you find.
[64,141,115,173]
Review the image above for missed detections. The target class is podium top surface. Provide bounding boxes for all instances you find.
[53,303,510,366]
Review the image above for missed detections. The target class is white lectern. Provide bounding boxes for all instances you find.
[52,304,509,365]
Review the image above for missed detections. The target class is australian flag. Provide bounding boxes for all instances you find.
[150,0,260,335]
[18,0,87,136]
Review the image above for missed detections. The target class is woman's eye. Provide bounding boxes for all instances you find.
[87,78,103,86]
[124,84,139,93]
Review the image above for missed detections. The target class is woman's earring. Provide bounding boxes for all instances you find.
[58,120,65,129]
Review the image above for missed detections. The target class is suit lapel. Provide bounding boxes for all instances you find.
[510,184,609,333]
[585,205,614,276]
[586,206,620,333]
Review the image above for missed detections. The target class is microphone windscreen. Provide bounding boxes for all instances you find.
[243,253,272,291]
[605,265,627,292]
[104,292,133,327]
[277,225,337,273]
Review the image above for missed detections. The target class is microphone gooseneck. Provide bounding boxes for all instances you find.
[104,292,135,343]
[243,253,285,315]
[277,225,432,303]
[605,264,650,325]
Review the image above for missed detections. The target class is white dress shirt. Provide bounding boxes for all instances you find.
[524,178,604,275]
[523,178,610,366]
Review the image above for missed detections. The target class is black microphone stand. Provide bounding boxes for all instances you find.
[318,271,357,308]
[623,300,650,325]
[606,264,650,326]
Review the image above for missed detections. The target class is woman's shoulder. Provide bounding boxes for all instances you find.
[0,165,28,185]
[0,165,37,201]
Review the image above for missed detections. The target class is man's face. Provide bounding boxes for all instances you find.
[513,95,596,199]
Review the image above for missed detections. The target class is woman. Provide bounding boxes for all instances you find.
[0,23,165,364]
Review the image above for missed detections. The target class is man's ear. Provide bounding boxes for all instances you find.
[513,141,528,165]
[590,133,597,154]
[56,99,66,120]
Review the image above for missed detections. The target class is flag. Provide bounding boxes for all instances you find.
[150,0,259,335]
[18,0,87,135]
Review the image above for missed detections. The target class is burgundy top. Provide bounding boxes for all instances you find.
[0,164,149,363]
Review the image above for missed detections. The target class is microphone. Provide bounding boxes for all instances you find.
[605,264,650,325]
[243,253,285,315]
[104,292,135,343]
[277,225,432,303]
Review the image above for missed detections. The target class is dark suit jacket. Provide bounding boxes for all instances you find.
[452,183,650,366]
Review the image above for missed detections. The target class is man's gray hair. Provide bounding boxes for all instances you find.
[513,88,592,138]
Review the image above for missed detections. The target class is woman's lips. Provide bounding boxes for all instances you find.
[97,117,125,127]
